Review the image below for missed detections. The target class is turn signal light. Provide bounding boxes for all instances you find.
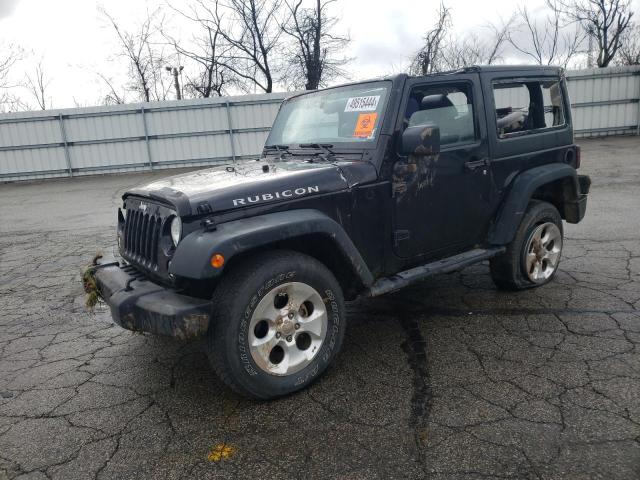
[210,253,225,269]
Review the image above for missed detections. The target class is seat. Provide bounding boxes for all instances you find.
[421,94,454,111]
[409,94,466,145]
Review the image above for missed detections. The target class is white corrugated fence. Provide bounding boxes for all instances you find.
[567,66,640,137]
[1,66,638,182]
[0,92,288,181]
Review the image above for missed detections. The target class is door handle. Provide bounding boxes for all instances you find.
[464,158,489,172]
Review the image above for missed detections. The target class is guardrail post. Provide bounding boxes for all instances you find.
[57,113,73,177]
[225,101,237,164]
[141,106,154,170]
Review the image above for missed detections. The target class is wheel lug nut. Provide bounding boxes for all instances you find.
[294,323,300,330]
[288,312,294,319]
[276,332,281,338]
[286,335,292,342]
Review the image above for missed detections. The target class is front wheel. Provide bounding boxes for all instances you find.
[490,200,564,290]
[207,250,346,400]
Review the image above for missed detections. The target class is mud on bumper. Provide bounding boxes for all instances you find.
[94,256,211,339]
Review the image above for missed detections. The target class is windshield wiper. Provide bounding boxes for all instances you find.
[263,144,292,160]
[298,143,336,161]
[265,144,290,151]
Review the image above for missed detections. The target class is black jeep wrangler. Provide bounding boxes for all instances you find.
[93,66,590,399]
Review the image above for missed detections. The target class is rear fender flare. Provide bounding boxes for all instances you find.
[489,163,582,245]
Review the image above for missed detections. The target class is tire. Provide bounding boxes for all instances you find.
[490,200,564,290]
[207,250,346,400]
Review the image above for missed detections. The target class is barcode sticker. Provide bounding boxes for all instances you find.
[344,96,380,112]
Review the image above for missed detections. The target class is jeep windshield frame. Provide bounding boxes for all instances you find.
[265,80,393,151]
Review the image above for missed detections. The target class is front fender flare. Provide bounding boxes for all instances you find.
[489,163,585,245]
[169,209,374,286]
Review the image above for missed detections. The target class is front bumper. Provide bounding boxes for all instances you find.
[94,256,211,339]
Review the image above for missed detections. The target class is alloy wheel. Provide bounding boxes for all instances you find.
[248,282,328,376]
[524,222,562,283]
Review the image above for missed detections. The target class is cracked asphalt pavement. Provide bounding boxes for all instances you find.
[1,136,639,479]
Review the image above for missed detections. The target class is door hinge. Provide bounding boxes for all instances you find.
[394,229,411,246]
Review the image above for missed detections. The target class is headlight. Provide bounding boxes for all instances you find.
[170,216,182,246]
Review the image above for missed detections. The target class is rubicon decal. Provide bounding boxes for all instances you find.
[232,186,320,206]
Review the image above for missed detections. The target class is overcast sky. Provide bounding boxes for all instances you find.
[0,0,637,109]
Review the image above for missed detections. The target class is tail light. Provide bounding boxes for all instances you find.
[575,145,581,169]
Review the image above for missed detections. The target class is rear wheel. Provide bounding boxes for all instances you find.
[523,222,562,283]
[490,200,563,290]
[207,250,345,400]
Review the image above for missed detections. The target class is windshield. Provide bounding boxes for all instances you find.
[266,81,391,147]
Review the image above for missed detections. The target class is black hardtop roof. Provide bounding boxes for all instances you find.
[286,65,563,101]
[378,65,563,83]
[410,64,563,79]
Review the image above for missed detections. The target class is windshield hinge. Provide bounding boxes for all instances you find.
[196,202,213,215]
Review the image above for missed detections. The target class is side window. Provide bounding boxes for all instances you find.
[404,84,476,146]
[492,79,566,138]
[542,80,565,128]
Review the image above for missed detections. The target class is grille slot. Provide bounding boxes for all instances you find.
[122,209,163,269]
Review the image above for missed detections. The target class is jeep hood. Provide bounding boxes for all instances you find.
[125,157,377,216]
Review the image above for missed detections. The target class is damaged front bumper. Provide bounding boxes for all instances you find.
[93,256,211,339]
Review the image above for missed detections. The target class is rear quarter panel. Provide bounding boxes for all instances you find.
[480,70,575,216]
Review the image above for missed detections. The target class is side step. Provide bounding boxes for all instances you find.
[365,247,505,297]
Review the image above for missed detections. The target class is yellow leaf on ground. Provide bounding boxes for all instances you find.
[207,443,235,462]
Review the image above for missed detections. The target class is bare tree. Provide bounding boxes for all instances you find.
[410,2,451,75]
[97,72,129,105]
[617,23,640,64]
[439,16,515,70]
[190,0,285,93]
[0,42,23,112]
[280,0,350,90]
[101,7,172,102]
[484,17,518,65]
[553,0,634,67]
[72,97,93,108]
[0,44,18,88]
[24,61,51,110]
[163,4,234,98]
[509,3,584,67]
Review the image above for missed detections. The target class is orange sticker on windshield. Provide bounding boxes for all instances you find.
[353,113,378,138]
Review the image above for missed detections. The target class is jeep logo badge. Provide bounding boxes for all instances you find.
[232,186,320,207]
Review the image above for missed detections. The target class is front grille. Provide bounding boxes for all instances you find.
[122,209,162,269]
[120,197,177,280]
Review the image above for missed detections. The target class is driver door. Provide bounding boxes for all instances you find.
[392,75,493,259]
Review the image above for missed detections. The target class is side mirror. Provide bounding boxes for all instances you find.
[400,124,440,156]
